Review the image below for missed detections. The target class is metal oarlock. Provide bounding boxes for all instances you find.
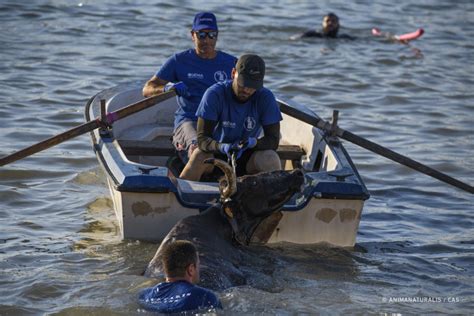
[99,99,112,136]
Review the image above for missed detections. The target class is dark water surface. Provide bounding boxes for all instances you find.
[1,0,473,314]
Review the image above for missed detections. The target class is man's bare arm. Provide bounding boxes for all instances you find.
[143,75,169,97]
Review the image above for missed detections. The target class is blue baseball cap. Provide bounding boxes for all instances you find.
[192,12,218,31]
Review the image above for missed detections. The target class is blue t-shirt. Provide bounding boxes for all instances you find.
[156,49,237,129]
[196,80,282,143]
[138,280,222,313]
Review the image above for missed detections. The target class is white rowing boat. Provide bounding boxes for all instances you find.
[85,82,369,247]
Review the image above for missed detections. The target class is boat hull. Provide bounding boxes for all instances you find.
[269,198,364,246]
[86,82,369,247]
[107,178,199,241]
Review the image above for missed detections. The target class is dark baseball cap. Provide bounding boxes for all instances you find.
[192,12,218,31]
[235,54,265,89]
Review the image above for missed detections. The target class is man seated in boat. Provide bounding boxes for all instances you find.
[142,12,237,162]
[180,54,282,181]
[138,240,222,313]
[291,12,355,40]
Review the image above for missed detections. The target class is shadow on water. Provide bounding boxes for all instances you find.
[72,194,365,307]
[56,166,474,314]
[217,240,473,314]
[264,242,361,282]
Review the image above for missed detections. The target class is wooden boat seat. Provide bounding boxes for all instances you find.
[118,139,305,167]
[119,138,175,156]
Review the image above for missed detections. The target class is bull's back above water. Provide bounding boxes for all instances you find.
[145,165,304,290]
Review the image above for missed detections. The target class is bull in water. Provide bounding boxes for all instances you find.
[145,159,304,290]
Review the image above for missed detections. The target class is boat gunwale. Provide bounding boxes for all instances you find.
[85,84,370,211]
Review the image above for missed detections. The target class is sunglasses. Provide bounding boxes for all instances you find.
[194,31,218,40]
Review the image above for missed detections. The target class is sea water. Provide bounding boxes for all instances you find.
[0,0,473,314]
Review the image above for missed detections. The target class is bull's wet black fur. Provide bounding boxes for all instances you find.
[144,169,304,291]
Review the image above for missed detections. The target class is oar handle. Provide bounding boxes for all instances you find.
[0,90,176,167]
[106,91,175,123]
[279,102,473,194]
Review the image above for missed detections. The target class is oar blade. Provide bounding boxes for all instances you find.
[0,90,176,167]
[0,120,100,167]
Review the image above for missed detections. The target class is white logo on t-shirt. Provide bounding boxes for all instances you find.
[244,117,256,131]
[188,73,204,79]
[222,121,236,128]
[214,70,227,82]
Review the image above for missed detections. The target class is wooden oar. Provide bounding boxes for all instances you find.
[0,90,176,167]
[279,103,474,194]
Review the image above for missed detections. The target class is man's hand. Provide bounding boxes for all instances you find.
[164,81,190,97]
[219,143,240,159]
[235,137,257,159]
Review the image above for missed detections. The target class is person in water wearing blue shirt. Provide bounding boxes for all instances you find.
[138,240,222,313]
[143,12,237,161]
[180,54,282,181]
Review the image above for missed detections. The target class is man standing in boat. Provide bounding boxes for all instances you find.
[180,54,282,181]
[143,12,237,161]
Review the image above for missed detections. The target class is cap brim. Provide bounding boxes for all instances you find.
[238,76,263,90]
[192,24,218,31]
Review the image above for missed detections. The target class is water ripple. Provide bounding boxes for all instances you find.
[1,0,473,314]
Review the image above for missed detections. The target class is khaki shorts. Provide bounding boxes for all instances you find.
[173,120,197,151]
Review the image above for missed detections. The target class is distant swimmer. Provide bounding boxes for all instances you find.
[291,13,355,40]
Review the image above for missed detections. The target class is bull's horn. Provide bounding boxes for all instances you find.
[204,158,237,198]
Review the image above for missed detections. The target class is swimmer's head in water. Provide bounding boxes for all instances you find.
[322,13,339,37]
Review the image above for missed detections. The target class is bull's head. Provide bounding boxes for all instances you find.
[204,159,304,245]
